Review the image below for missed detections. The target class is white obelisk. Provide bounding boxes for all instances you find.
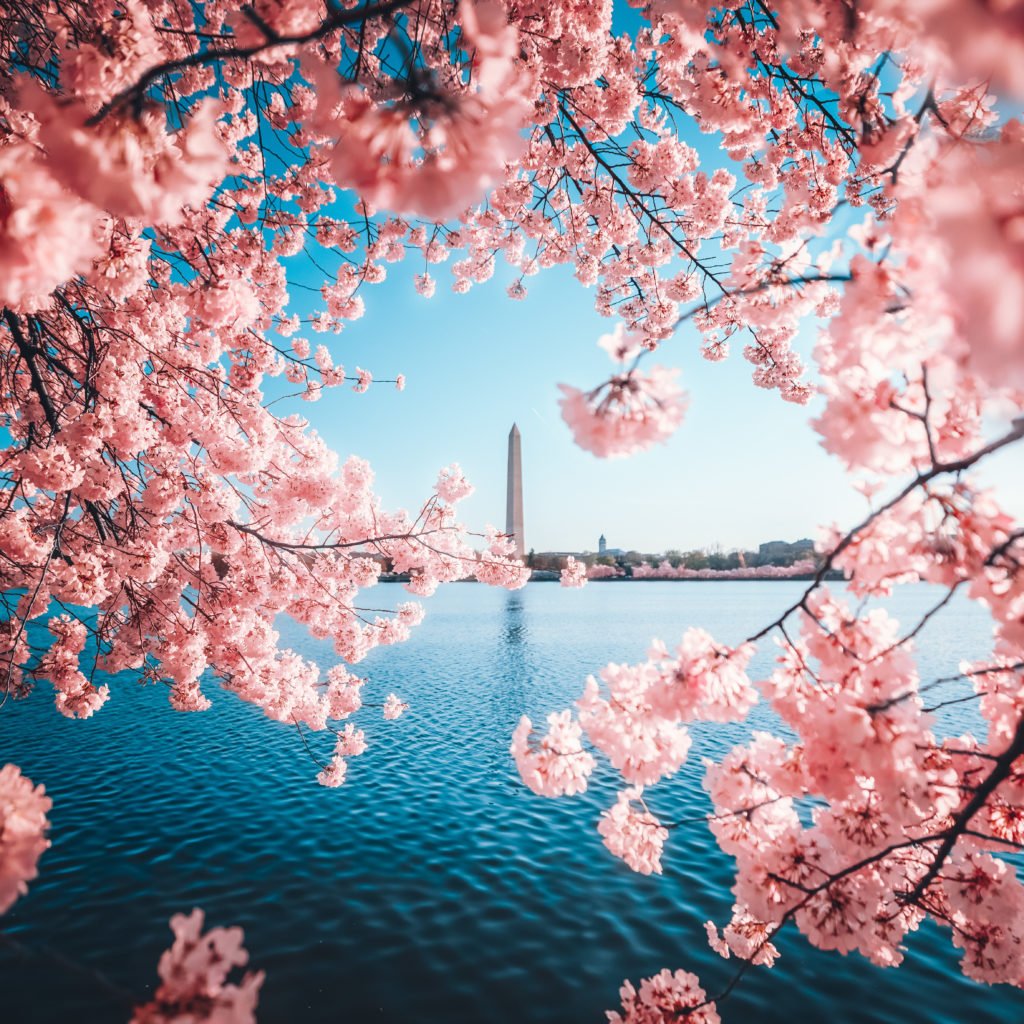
[506,424,525,559]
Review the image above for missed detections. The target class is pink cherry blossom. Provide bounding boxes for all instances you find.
[39,616,110,719]
[559,555,588,588]
[0,764,51,915]
[609,968,720,1024]
[577,668,692,787]
[510,712,595,797]
[335,723,368,757]
[316,756,348,789]
[630,559,817,580]
[597,323,645,364]
[0,144,100,311]
[559,367,687,458]
[131,910,263,1024]
[304,0,530,220]
[382,694,408,720]
[435,464,476,504]
[598,787,669,875]
[352,367,373,393]
[587,564,624,579]
[20,82,229,227]
[414,273,437,298]
[705,916,779,968]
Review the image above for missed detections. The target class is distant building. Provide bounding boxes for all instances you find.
[597,533,625,557]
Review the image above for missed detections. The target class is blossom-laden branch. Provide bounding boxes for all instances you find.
[0,0,543,787]
[0,0,1023,1019]
[517,395,1024,1014]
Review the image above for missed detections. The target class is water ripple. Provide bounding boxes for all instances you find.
[1,582,1021,1023]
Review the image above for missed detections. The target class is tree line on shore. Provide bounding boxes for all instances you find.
[526,540,816,575]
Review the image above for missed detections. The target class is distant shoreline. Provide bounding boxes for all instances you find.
[377,572,845,584]
[534,574,844,582]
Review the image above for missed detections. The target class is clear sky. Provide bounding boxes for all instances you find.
[279,254,1024,555]
[269,15,1023,557]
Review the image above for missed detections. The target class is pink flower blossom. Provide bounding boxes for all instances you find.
[646,629,757,723]
[335,723,367,757]
[510,712,595,797]
[920,126,1024,386]
[39,616,110,719]
[414,273,436,297]
[0,764,51,915]
[597,323,645,364]
[560,555,588,588]
[0,145,100,311]
[705,916,779,967]
[435,463,476,504]
[383,694,408,720]
[169,682,212,712]
[131,909,263,1024]
[305,0,530,220]
[559,366,687,458]
[608,968,720,1024]
[465,527,531,590]
[317,756,347,788]
[21,82,229,227]
[598,787,669,875]
[577,669,692,787]
[587,563,624,579]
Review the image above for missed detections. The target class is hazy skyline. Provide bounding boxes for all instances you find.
[281,259,1024,555]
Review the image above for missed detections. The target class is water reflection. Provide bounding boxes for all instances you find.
[495,590,529,723]
[501,591,527,644]
[2,583,1022,1024]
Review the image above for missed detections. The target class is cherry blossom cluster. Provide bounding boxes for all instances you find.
[131,909,264,1024]
[586,564,624,580]
[304,0,532,221]
[560,556,588,588]
[511,710,596,798]
[608,968,720,1024]
[0,764,50,916]
[598,787,669,876]
[630,559,817,580]
[559,366,687,459]
[513,627,756,880]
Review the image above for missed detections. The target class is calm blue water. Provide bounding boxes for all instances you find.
[2,582,1022,1023]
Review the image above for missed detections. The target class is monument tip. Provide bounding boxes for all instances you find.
[510,422,520,436]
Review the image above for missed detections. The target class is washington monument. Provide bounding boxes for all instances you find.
[506,424,524,558]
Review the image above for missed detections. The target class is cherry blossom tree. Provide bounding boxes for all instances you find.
[0,0,531,776]
[0,0,1022,1020]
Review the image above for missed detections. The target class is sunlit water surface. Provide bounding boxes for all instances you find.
[2,582,1022,1023]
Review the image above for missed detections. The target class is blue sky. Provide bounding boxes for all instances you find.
[265,5,1023,556]
[279,255,1024,555]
